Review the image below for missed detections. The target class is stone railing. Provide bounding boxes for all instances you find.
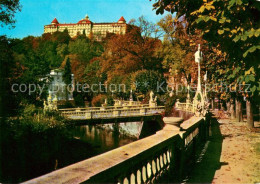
[60,106,165,120]
[175,100,194,113]
[122,101,142,106]
[59,105,150,112]
[175,98,210,117]
[24,115,211,184]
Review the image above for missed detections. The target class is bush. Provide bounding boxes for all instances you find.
[106,95,114,106]
[0,114,72,183]
[64,101,73,108]
[164,91,187,116]
[91,94,105,107]
[165,96,177,116]
[133,70,166,95]
[22,104,38,117]
[74,93,85,107]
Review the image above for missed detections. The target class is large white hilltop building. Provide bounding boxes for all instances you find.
[44,15,127,39]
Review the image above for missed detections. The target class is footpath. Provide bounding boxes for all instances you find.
[186,113,260,183]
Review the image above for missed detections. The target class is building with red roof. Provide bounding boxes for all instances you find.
[44,15,127,40]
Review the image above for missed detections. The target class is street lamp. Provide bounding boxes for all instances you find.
[194,44,205,115]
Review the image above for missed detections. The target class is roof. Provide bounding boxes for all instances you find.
[46,16,126,27]
[77,19,92,24]
[118,16,126,22]
[52,18,59,24]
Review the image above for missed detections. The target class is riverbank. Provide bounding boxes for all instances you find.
[0,115,137,183]
[186,115,260,183]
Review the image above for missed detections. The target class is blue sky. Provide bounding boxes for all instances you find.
[0,0,170,38]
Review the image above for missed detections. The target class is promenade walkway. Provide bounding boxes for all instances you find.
[186,112,260,183]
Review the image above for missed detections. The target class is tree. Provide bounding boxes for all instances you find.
[68,37,103,63]
[51,29,71,44]
[56,43,69,59]
[156,14,221,89]
[63,57,72,101]
[133,70,166,95]
[152,0,260,127]
[83,59,103,100]
[101,24,163,83]
[0,0,21,28]
[0,36,19,117]
[157,41,188,83]
[157,14,187,43]
[129,15,163,39]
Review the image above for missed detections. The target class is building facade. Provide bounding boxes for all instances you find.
[44,15,127,39]
[48,69,74,101]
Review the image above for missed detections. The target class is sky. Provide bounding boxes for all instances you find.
[0,0,170,39]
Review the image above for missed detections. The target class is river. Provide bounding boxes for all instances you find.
[71,124,137,155]
[1,124,136,183]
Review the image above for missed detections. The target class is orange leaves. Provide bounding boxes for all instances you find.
[98,24,163,85]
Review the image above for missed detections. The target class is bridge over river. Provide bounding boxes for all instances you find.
[59,105,165,124]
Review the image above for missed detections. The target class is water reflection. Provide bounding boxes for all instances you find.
[1,124,136,183]
[71,125,136,154]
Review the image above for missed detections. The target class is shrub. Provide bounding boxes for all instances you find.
[23,104,37,117]
[133,70,166,95]
[91,94,105,107]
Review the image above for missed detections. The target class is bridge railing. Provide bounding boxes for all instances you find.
[122,101,142,106]
[60,106,165,119]
[59,104,150,112]
[24,115,212,184]
[176,101,194,113]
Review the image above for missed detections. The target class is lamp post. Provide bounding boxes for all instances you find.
[194,44,204,115]
[195,44,202,94]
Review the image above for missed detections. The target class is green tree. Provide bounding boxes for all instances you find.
[63,58,72,101]
[0,36,19,117]
[0,0,21,28]
[68,37,103,63]
[133,70,166,95]
[51,29,71,44]
[152,0,260,127]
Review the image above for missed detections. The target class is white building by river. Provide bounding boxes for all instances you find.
[48,69,74,101]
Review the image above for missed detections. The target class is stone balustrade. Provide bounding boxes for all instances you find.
[59,104,150,112]
[175,100,195,113]
[60,106,165,120]
[23,115,211,184]
[122,101,142,106]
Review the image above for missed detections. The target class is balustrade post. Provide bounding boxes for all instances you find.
[113,109,121,117]
[136,170,142,184]
[142,165,148,183]
[192,101,196,113]
[146,161,152,183]
[85,111,92,119]
[186,98,190,110]
[130,173,136,184]
[140,108,146,115]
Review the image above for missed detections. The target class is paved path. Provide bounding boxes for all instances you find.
[186,117,260,183]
